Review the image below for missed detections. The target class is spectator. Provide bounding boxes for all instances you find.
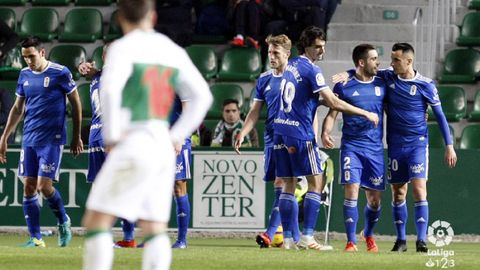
[212,98,259,147]
[227,0,262,49]
[0,20,19,62]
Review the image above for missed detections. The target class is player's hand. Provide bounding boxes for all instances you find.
[331,71,349,85]
[234,134,245,154]
[105,144,116,153]
[174,141,183,156]
[366,112,379,128]
[70,137,84,157]
[321,133,335,149]
[444,145,457,168]
[0,137,8,163]
[78,62,97,77]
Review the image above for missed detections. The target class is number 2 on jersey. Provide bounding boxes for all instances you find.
[280,78,296,113]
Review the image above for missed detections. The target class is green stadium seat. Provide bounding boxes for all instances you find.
[203,119,219,133]
[255,119,265,147]
[0,80,17,101]
[427,123,454,148]
[31,0,70,5]
[459,124,480,149]
[218,47,262,81]
[0,0,27,5]
[457,12,480,46]
[0,8,16,30]
[48,45,87,80]
[438,48,480,83]
[76,0,112,5]
[13,121,23,145]
[58,8,103,43]
[91,45,103,70]
[468,89,480,121]
[245,87,267,119]
[469,0,480,10]
[77,83,92,117]
[104,10,122,41]
[18,8,59,41]
[185,45,217,80]
[192,35,228,44]
[427,86,466,122]
[207,83,244,119]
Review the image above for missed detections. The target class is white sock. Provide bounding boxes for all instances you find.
[142,233,171,270]
[83,231,114,270]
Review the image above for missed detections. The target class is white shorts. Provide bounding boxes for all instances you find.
[86,128,175,223]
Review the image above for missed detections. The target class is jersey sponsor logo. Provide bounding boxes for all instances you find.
[369,175,384,186]
[88,146,105,153]
[23,81,29,87]
[410,85,417,95]
[316,73,325,86]
[43,77,50,87]
[40,163,56,173]
[352,90,360,97]
[273,143,287,150]
[410,163,425,174]
[375,86,381,96]
[274,117,300,127]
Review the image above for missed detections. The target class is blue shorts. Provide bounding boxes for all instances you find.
[273,135,322,178]
[87,140,106,183]
[387,145,428,184]
[339,150,385,190]
[263,145,276,182]
[19,145,63,181]
[175,143,191,180]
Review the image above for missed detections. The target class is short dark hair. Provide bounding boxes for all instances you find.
[297,26,326,54]
[392,43,415,54]
[352,44,376,67]
[222,98,239,109]
[21,36,43,50]
[118,0,155,24]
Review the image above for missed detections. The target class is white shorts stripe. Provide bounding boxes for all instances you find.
[425,145,429,180]
[306,141,319,175]
[55,145,64,181]
[183,148,191,179]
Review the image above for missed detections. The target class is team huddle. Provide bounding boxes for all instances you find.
[0,0,459,269]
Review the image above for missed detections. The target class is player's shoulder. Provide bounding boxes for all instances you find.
[414,72,436,89]
[258,70,273,82]
[46,61,70,75]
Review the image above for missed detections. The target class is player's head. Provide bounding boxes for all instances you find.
[352,44,379,77]
[390,42,415,75]
[266,34,291,72]
[222,99,241,125]
[297,26,326,62]
[21,36,47,72]
[117,0,156,31]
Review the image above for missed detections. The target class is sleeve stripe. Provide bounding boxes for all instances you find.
[313,86,329,93]
[66,87,77,95]
[253,98,264,101]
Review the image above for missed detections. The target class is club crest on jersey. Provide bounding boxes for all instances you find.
[409,85,417,95]
[316,73,325,86]
[43,77,50,87]
[375,86,381,96]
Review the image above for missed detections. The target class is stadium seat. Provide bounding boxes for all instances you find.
[245,87,267,119]
[438,48,480,83]
[0,80,18,101]
[58,8,103,43]
[104,10,122,41]
[469,0,480,10]
[456,12,480,46]
[185,45,217,80]
[75,0,112,5]
[0,8,16,30]
[255,119,265,147]
[0,46,26,80]
[77,83,92,117]
[459,124,480,149]
[18,8,59,41]
[427,86,466,122]
[218,47,262,81]
[91,46,103,69]
[203,119,219,133]
[0,0,27,5]
[13,121,23,145]
[207,83,244,119]
[469,89,480,121]
[31,0,70,5]
[48,45,87,80]
[427,123,454,148]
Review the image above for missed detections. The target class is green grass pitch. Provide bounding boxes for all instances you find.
[0,235,479,270]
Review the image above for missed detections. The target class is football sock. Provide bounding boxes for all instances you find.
[414,200,429,241]
[83,230,113,270]
[23,194,41,240]
[279,192,295,239]
[343,199,358,243]
[121,219,135,241]
[45,189,67,224]
[142,233,171,270]
[266,187,282,239]
[175,194,190,242]
[302,191,322,236]
[363,203,381,237]
[291,199,300,242]
[392,200,408,241]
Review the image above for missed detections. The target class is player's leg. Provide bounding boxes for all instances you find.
[343,183,359,252]
[82,210,116,270]
[173,179,189,248]
[115,218,137,248]
[138,220,171,270]
[364,189,381,252]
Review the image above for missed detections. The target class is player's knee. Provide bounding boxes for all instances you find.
[38,184,54,197]
[368,198,381,209]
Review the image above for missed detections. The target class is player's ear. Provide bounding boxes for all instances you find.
[39,48,46,58]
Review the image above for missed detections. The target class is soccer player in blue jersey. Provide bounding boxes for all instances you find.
[0,36,83,247]
[274,26,379,250]
[322,44,386,252]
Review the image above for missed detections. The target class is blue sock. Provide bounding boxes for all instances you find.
[363,204,381,237]
[121,219,135,241]
[45,189,67,224]
[23,194,41,239]
[343,199,358,243]
[392,200,408,241]
[291,198,300,242]
[302,192,321,236]
[266,187,282,239]
[414,200,429,241]
[175,194,190,242]
[279,192,295,238]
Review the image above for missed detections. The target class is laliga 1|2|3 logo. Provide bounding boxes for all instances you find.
[425,220,455,269]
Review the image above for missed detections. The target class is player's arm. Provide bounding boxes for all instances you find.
[0,96,25,163]
[431,105,457,168]
[320,88,379,127]
[321,108,339,149]
[235,100,263,154]
[67,89,84,157]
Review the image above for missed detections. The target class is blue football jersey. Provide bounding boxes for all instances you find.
[16,62,77,146]
[89,72,103,144]
[333,76,386,152]
[169,94,191,145]
[378,69,440,147]
[274,56,329,140]
[253,69,282,147]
